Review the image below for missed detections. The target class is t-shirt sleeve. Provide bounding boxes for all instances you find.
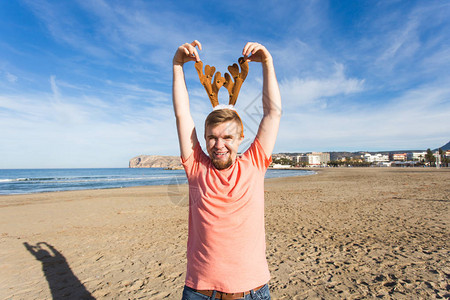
[244,138,272,172]
[181,142,208,178]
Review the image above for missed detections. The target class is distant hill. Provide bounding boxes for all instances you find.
[434,141,450,151]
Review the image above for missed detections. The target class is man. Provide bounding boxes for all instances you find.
[172,40,281,299]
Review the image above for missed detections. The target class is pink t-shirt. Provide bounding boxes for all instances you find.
[181,138,271,292]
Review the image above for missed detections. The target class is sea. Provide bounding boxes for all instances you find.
[0,168,315,195]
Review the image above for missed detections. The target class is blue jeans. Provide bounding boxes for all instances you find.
[181,284,271,300]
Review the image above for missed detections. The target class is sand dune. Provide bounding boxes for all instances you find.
[1,168,448,299]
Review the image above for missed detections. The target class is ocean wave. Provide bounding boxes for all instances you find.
[0,179,15,183]
[0,175,186,184]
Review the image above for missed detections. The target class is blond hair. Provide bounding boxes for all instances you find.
[204,109,244,138]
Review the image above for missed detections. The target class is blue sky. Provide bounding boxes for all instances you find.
[1,0,449,168]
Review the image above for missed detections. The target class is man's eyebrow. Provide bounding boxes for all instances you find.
[206,134,235,139]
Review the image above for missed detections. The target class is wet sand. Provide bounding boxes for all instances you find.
[1,168,449,299]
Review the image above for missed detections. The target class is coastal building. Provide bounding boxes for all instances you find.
[363,153,389,163]
[392,153,407,161]
[296,155,308,164]
[298,152,330,166]
[294,155,304,163]
[312,152,330,164]
[308,155,321,166]
[411,152,427,161]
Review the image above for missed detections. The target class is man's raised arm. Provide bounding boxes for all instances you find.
[243,43,282,156]
[172,41,202,160]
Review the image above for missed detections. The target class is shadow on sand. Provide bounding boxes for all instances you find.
[24,242,95,300]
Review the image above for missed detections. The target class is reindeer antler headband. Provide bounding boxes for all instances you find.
[195,57,249,108]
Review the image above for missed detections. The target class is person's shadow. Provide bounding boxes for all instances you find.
[24,242,95,300]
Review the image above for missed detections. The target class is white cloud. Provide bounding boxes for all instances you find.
[280,64,365,110]
[5,72,18,83]
[49,75,61,101]
[376,16,420,67]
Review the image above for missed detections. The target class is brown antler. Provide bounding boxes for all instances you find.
[224,57,249,105]
[194,57,249,108]
[194,61,225,107]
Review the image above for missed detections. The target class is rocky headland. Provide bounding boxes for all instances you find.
[129,155,182,169]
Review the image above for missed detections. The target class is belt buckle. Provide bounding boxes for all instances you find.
[217,291,245,299]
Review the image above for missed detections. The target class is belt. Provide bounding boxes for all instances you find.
[193,284,265,300]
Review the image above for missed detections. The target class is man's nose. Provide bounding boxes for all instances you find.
[215,138,225,148]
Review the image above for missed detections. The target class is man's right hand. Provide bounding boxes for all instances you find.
[173,40,202,66]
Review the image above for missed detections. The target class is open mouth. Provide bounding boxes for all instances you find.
[211,150,233,170]
[214,151,229,159]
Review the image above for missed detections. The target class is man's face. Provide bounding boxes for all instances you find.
[205,120,243,170]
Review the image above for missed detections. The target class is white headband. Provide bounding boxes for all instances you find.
[213,104,236,111]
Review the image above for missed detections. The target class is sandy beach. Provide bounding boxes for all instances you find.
[1,168,449,299]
